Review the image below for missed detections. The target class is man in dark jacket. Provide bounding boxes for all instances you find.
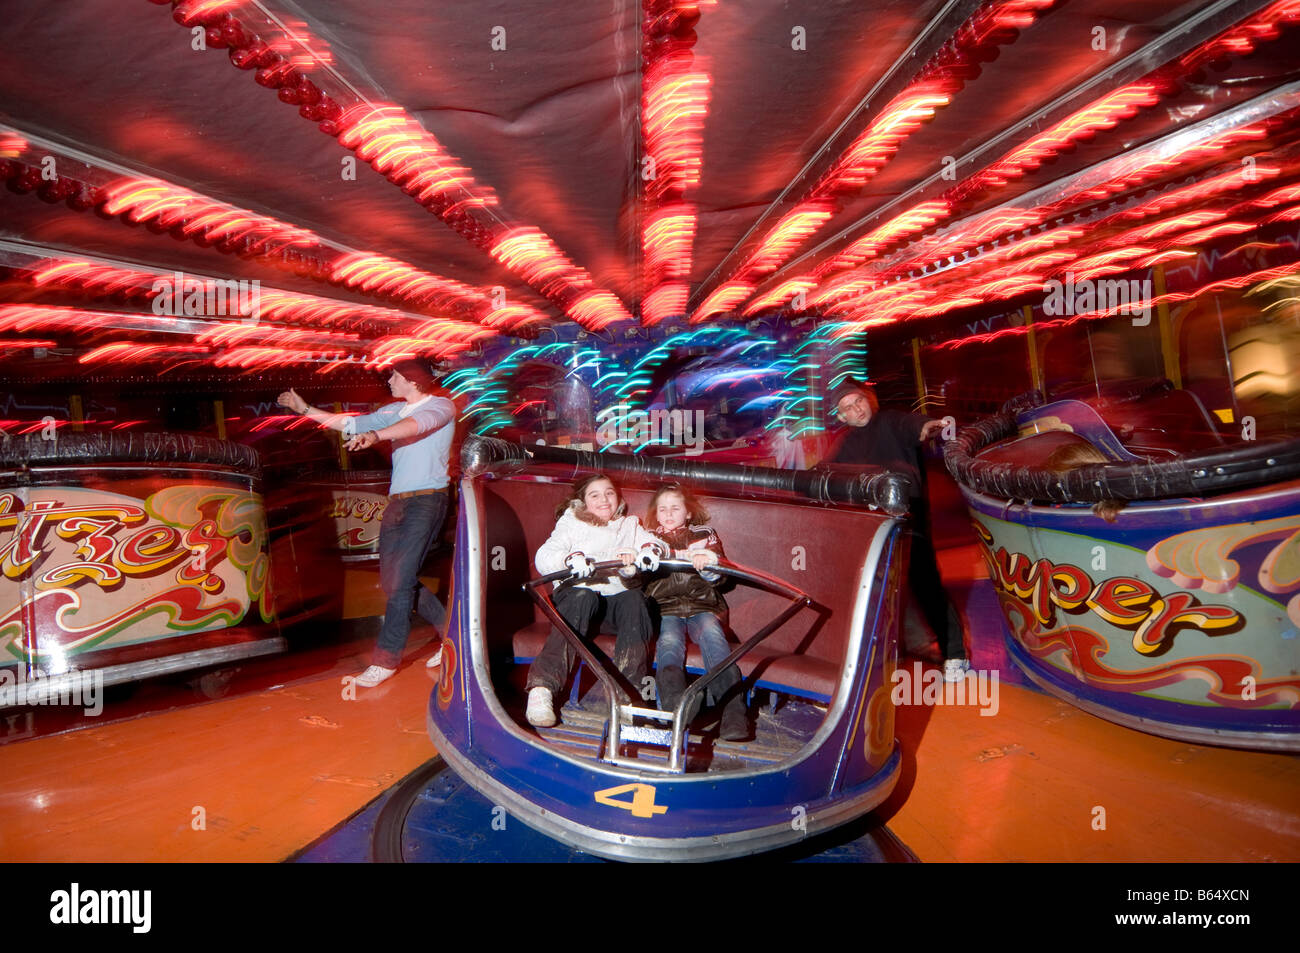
[825,377,969,681]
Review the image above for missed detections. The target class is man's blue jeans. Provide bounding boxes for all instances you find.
[655,612,741,708]
[374,492,448,669]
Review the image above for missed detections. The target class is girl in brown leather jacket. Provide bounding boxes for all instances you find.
[644,484,749,741]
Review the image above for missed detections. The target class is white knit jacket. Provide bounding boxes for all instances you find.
[535,505,667,596]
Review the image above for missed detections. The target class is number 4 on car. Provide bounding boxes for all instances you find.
[594,783,667,819]
[426,436,909,861]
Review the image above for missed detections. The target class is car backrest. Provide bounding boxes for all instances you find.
[477,476,896,669]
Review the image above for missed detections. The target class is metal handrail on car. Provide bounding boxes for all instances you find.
[944,393,1300,503]
[524,558,812,773]
[524,560,636,766]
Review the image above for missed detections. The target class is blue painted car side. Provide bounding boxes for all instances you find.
[962,482,1300,747]
[427,476,906,860]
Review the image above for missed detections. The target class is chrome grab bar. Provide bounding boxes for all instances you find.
[524,558,813,773]
[524,560,633,764]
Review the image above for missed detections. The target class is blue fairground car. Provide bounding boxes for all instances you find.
[426,435,913,861]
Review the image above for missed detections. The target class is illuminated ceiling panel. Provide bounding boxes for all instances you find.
[0,0,1297,377]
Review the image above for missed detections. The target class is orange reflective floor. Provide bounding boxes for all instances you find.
[2,558,1298,863]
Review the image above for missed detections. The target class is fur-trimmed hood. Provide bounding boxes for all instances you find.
[643,524,728,618]
[535,507,667,596]
[566,496,627,527]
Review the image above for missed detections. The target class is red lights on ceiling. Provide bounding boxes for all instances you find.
[569,291,638,332]
[700,0,1057,317]
[366,329,493,366]
[691,282,755,324]
[0,301,492,372]
[744,278,817,316]
[847,187,1277,318]
[0,339,56,349]
[796,82,1235,311]
[730,0,1300,325]
[641,282,690,326]
[774,104,1297,326]
[818,0,1055,200]
[641,1,712,326]
[0,127,534,332]
[642,205,698,276]
[951,83,1170,201]
[476,306,547,332]
[149,0,630,331]
[489,227,589,292]
[11,248,495,370]
[328,253,477,304]
[332,103,621,326]
[1175,0,1300,69]
[0,155,97,210]
[334,104,489,220]
[744,205,836,276]
[823,201,953,272]
[0,132,28,157]
[193,323,359,348]
[643,66,711,198]
[882,134,1279,290]
[12,0,1297,350]
[933,256,1300,352]
[101,179,319,257]
[825,157,1300,328]
[9,117,577,346]
[329,252,547,330]
[80,342,211,365]
[1118,211,1227,243]
[210,346,350,369]
[0,305,178,336]
[822,89,956,196]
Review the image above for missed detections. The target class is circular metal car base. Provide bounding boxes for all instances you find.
[362,759,917,864]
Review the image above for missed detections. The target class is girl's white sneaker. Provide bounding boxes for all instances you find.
[526,686,556,727]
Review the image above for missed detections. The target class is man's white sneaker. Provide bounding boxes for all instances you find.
[426,645,443,668]
[526,686,556,727]
[942,658,971,683]
[355,665,396,688]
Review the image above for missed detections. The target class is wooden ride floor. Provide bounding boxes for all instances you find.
[1,557,1297,863]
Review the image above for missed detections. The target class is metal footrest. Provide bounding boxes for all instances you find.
[605,701,683,770]
[603,753,683,773]
[619,723,672,745]
[618,704,672,723]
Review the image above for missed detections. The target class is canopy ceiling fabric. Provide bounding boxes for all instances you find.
[1,0,1298,366]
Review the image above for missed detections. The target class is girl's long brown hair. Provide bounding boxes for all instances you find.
[556,473,625,522]
[645,483,710,531]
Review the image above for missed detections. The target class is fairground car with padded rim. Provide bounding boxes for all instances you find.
[426,435,912,861]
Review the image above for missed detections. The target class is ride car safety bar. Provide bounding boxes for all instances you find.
[525,561,636,762]
[524,559,813,773]
[655,560,811,771]
[464,434,912,516]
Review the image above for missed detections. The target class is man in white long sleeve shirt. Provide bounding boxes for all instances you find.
[279,358,455,687]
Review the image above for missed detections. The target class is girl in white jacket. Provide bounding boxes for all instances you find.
[525,473,666,727]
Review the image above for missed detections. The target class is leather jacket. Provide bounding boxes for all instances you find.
[643,525,728,618]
